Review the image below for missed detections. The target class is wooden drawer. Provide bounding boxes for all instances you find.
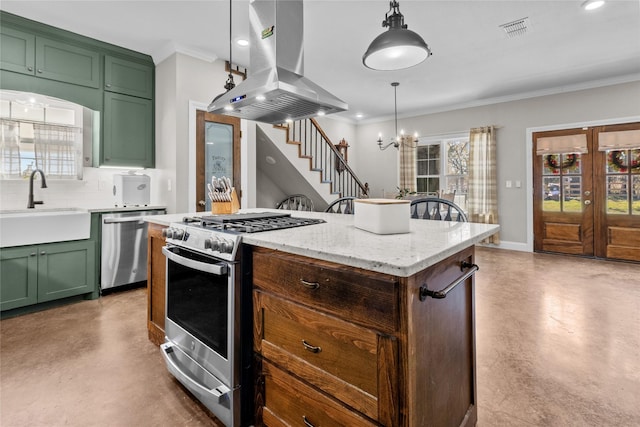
[261,360,377,427]
[252,247,398,333]
[255,291,399,423]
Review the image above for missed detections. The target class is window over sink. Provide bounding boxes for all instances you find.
[0,90,96,180]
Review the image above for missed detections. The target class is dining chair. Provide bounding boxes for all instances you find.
[324,196,356,214]
[275,194,314,211]
[410,197,468,222]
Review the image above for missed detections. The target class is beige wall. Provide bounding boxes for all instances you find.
[354,81,640,247]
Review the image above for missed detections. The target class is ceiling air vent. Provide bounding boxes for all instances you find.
[499,17,530,38]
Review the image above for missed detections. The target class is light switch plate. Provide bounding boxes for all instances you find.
[506,180,512,188]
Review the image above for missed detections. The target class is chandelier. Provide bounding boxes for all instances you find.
[377,82,419,150]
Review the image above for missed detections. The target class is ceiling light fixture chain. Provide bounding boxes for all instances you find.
[223,0,235,92]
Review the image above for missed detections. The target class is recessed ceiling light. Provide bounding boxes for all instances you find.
[236,39,249,47]
[356,113,363,119]
[224,105,233,111]
[317,110,326,116]
[582,0,605,11]
[256,95,266,101]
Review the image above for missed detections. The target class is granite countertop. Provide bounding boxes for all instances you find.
[146,209,499,277]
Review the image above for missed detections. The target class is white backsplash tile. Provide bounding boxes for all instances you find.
[0,167,165,210]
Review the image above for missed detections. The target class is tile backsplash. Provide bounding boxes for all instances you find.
[0,167,165,210]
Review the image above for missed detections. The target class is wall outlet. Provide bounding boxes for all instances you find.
[515,180,522,188]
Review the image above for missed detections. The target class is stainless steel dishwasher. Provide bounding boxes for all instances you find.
[101,209,165,291]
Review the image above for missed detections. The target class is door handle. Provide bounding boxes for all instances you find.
[198,200,206,207]
[584,190,591,196]
[584,200,592,205]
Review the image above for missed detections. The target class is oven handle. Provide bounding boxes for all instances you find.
[162,246,228,276]
[160,342,231,402]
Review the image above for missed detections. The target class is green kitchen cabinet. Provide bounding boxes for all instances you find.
[36,240,95,303]
[0,26,36,75]
[0,240,96,312]
[0,246,38,311]
[35,37,100,88]
[104,55,153,99]
[0,27,100,88]
[102,92,154,167]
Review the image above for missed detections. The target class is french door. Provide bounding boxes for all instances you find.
[533,122,640,262]
[195,110,241,212]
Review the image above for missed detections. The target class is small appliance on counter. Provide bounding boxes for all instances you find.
[113,171,151,207]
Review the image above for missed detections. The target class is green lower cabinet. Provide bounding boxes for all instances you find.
[0,246,38,311]
[37,240,95,303]
[0,240,96,311]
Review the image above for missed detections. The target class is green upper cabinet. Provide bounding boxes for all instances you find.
[0,27,99,88]
[0,26,36,75]
[0,11,155,169]
[103,92,154,168]
[105,55,153,99]
[35,37,100,88]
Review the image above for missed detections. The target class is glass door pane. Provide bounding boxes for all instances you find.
[204,122,233,212]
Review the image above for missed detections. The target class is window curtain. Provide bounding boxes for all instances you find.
[468,126,500,243]
[399,136,416,193]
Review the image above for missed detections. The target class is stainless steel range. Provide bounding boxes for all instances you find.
[160,212,324,427]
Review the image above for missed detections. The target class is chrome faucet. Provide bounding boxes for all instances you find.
[27,169,48,208]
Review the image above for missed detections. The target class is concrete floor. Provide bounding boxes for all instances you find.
[1,247,638,426]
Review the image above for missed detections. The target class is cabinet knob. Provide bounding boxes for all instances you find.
[27,66,33,72]
[37,69,43,73]
[105,83,112,88]
[40,251,46,256]
[30,252,37,257]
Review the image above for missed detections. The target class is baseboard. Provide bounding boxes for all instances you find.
[478,240,530,252]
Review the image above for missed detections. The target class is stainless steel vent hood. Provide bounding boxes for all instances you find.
[207,0,347,124]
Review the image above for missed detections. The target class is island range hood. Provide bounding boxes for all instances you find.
[207,0,347,124]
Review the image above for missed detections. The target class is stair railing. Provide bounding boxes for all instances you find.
[282,118,369,198]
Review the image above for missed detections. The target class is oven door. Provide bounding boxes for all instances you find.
[162,244,237,389]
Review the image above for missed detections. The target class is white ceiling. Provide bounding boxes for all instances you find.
[2,0,639,123]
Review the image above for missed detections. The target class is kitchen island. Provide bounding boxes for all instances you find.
[146,209,499,427]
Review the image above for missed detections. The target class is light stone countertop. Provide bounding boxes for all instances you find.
[146,208,500,277]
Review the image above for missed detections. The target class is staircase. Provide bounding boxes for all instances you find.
[275,118,369,200]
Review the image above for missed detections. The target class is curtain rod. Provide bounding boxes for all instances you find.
[418,125,503,139]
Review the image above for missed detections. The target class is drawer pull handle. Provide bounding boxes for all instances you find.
[419,261,479,301]
[300,279,320,290]
[302,340,322,354]
[302,415,316,427]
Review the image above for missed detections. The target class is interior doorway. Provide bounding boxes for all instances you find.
[195,110,241,212]
[533,122,640,262]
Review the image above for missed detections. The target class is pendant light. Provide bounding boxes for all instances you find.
[363,1,432,71]
[211,0,235,104]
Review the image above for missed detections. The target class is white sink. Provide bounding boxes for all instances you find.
[0,208,91,248]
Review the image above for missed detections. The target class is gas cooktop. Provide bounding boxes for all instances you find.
[164,212,325,261]
[183,212,325,234]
